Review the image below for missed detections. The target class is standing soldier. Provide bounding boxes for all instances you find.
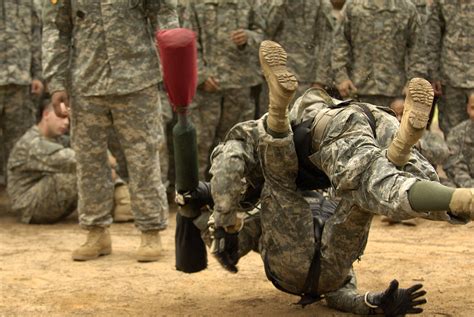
[264,0,333,97]
[42,1,179,262]
[426,0,474,134]
[183,1,264,180]
[332,0,427,108]
[0,0,44,186]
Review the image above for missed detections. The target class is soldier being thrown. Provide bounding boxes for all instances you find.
[186,41,473,315]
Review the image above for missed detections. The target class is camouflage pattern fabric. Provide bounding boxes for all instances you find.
[436,85,472,134]
[264,0,333,89]
[42,0,179,96]
[0,0,42,183]
[7,126,77,224]
[443,120,474,188]
[425,1,474,133]
[182,1,264,179]
[418,130,449,167]
[71,87,168,231]
[209,88,462,314]
[42,1,177,231]
[0,85,36,183]
[332,0,427,97]
[355,94,397,109]
[191,88,254,179]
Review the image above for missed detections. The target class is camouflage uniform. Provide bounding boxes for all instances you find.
[7,126,76,224]
[209,89,462,314]
[418,130,449,167]
[443,120,474,188]
[264,0,333,96]
[332,0,427,108]
[0,0,42,184]
[426,1,474,134]
[183,1,264,179]
[42,0,178,231]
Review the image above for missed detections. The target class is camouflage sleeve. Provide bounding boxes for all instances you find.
[156,0,179,30]
[209,136,258,227]
[244,1,264,50]
[42,0,73,93]
[263,0,285,39]
[443,124,473,188]
[31,6,42,81]
[30,139,76,174]
[406,4,428,82]
[324,269,374,315]
[182,4,208,85]
[331,2,352,85]
[312,0,333,86]
[425,0,442,81]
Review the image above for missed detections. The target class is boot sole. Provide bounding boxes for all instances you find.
[72,248,112,261]
[136,255,161,263]
[259,40,298,92]
[405,78,433,130]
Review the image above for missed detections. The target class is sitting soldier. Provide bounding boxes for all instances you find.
[183,41,473,316]
[7,93,132,224]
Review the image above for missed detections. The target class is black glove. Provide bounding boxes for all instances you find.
[176,181,214,210]
[367,279,427,316]
[210,227,239,273]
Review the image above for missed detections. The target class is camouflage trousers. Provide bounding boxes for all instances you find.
[71,86,168,232]
[190,88,254,180]
[0,84,36,184]
[438,84,473,135]
[22,173,77,224]
[108,87,171,190]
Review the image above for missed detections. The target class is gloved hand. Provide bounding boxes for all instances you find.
[210,227,239,273]
[366,280,426,316]
[175,181,214,210]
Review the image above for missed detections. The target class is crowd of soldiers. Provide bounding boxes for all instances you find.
[0,0,473,315]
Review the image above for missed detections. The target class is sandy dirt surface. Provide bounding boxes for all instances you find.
[1,198,473,317]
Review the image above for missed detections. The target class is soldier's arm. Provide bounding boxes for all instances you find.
[30,140,76,174]
[263,0,286,39]
[181,4,209,87]
[324,270,375,315]
[443,125,473,188]
[31,6,42,81]
[243,2,265,49]
[312,0,333,87]
[406,5,428,84]
[155,0,179,30]
[425,0,443,82]
[331,1,352,86]
[42,0,73,94]
[209,138,257,228]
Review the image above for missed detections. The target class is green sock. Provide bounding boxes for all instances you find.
[408,180,455,212]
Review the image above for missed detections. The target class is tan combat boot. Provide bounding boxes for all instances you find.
[387,78,434,167]
[136,230,162,262]
[113,184,133,222]
[259,40,298,134]
[449,188,474,220]
[72,227,112,261]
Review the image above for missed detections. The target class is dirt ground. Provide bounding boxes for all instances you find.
[1,195,473,317]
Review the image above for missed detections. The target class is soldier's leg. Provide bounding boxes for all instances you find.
[256,40,315,294]
[111,86,168,261]
[1,85,36,183]
[70,94,113,261]
[387,78,434,167]
[438,85,470,135]
[30,173,77,224]
[189,90,222,180]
